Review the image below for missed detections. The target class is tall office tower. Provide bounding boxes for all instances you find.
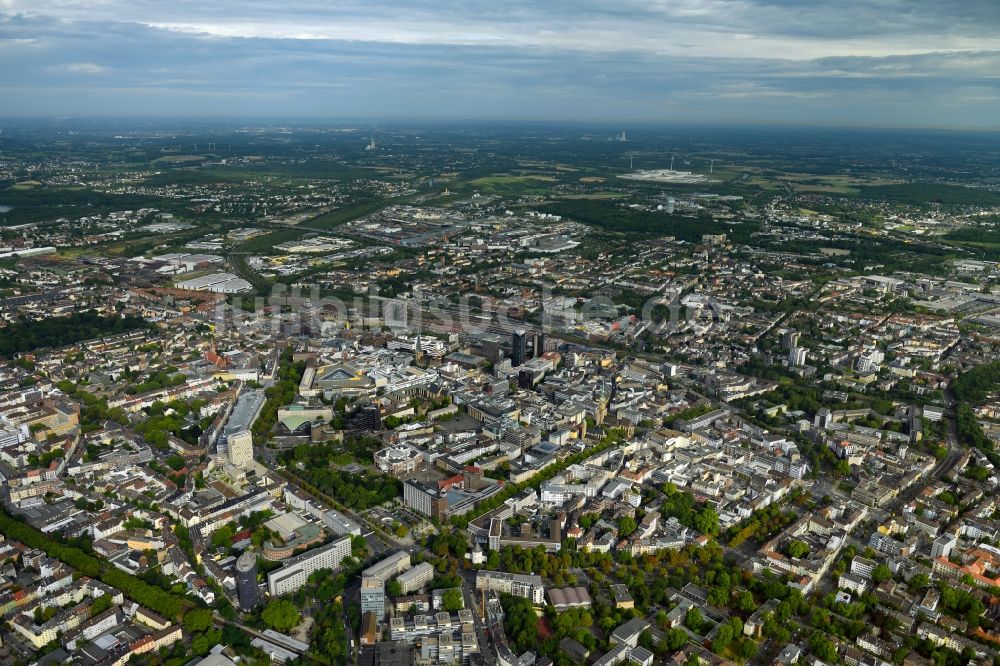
[788,347,808,367]
[236,550,259,612]
[531,332,545,358]
[357,403,382,430]
[511,329,527,367]
[482,334,503,363]
[782,330,800,351]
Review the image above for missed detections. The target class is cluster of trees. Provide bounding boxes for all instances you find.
[659,483,719,536]
[182,609,224,656]
[502,595,539,654]
[288,434,383,468]
[546,606,595,651]
[642,627,689,658]
[861,183,1000,207]
[310,598,349,664]
[89,593,114,617]
[494,544,573,582]
[684,606,707,634]
[101,567,186,619]
[755,587,808,645]
[0,509,188,618]
[618,515,638,538]
[782,539,810,559]
[788,434,842,479]
[427,530,469,561]
[441,588,464,612]
[952,360,1000,404]
[755,383,829,417]
[537,199,756,244]
[764,230,953,276]
[725,502,798,547]
[808,632,838,663]
[808,592,874,642]
[55,380,130,434]
[261,598,301,632]
[134,398,207,450]
[937,581,986,628]
[28,446,64,469]
[712,616,754,658]
[956,403,1000,467]
[34,605,57,623]
[0,310,149,358]
[287,445,401,511]
[209,524,237,551]
[124,369,186,395]
[253,347,305,445]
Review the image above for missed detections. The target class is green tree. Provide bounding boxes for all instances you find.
[872,564,892,583]
[442,588,464,612]
[184,608,214,634]
[693,506,719,536]
[685,607,704,634]
[210,524,235,550]
[191,628,222,655]
[89,594,114,617]
[262,599,301,633]
[808,632,837,662]
[784,540,809,559]
[619,516,638,539]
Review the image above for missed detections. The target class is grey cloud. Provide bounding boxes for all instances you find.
[0,3,998,127]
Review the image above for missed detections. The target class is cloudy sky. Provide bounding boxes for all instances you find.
[1,1,999,128]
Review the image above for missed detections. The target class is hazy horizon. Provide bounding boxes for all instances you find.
[2,1,999,130]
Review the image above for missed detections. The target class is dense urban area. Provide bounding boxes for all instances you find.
[1,122,1000,666]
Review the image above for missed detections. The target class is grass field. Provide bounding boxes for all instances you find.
[556,192,624,200]
[300,199,385,230]
[468,175,559,186]
[153,154,208,164]
[234,227,311,254]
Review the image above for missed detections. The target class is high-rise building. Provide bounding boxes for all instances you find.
[782,330,800,351]
[788,347,807,367]
[856,349,884,374]
[356,403,381,430]
[517,369,534,390]
[531,332,545,358]
[235,550,259,612]
[404,479,448,519]
[482,334,503,363]
[814,408,832,430]
[228,430,254,470]
[511,329,527,367]
[361,578,386,618]
[361,552,412,619]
